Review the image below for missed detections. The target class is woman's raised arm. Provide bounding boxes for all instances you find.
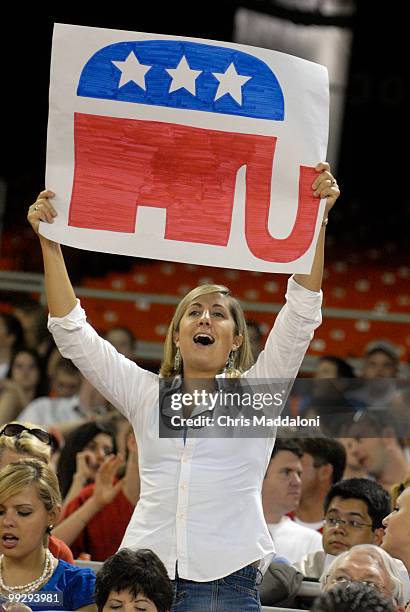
[27,190,77,317]
[27,190,148,422]
[293,162,340,293]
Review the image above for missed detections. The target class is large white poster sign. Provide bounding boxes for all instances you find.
[43,23,329,273]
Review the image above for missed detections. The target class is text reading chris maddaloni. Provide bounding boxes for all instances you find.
[169,414,320,428]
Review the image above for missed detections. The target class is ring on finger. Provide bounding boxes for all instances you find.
[330,178,336,186]
[34,204,40,211]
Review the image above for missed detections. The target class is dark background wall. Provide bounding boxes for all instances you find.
[337,1,409,247]
[1,3,408,268]
[0,6,235,231]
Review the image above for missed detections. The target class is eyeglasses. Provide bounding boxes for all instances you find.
[0,423,52,446]
[323,517,373,530]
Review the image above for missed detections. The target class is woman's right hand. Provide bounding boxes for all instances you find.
[0,378,27,406]
[92,454,124,510]
[74,450,96,484]
[27,188,77,319]
[0,378,20,394]
[27,189,57,234]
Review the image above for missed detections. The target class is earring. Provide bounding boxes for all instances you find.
[174,347,182,373]
[224,350,236,377]
[46,525,54,534]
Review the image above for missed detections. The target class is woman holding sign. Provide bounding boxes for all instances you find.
[27,162,339,611]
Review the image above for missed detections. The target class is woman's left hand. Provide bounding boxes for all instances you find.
[312,161,340,215]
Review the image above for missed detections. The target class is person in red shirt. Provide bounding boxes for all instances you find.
[48,534,74,563]
[54,430,139,561]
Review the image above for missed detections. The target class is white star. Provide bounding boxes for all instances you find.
[166,55,202,96]
[112,52,152,90]
[212,62,252,105]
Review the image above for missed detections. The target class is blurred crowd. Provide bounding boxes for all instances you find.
[0,298,409,611]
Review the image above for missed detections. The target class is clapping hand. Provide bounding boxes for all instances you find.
[92,454,125,511]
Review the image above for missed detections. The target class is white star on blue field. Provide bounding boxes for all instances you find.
[77,39,285,121]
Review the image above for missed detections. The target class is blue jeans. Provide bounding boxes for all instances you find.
[171,564,261,611]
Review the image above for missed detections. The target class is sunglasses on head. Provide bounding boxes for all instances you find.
[0,423,53,446]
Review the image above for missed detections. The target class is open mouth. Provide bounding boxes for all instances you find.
[193,334,215,346]
[2,534,19,548]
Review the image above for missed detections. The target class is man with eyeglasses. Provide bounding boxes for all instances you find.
[320,544,409,611]
[294,477,391,579]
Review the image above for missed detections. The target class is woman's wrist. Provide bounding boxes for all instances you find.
[88,492,106,513]
[74,513,88,528]
[72,472,87,487]
[63,497,103,532]
[39,234,60,249]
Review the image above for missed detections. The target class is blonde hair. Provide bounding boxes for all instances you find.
[159,284,254,378]
[0,422,51,464]
[0,459,61,544]
[391,472,410,508]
